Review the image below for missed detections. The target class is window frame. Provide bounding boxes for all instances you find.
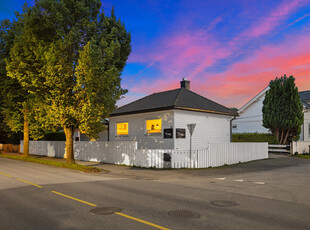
[145,118,162,134]
[116,122,129,136]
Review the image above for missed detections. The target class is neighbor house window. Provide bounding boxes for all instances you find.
[146,119,162,133]
[232,124,237,129]
[117,122,128,135]
[308,124,310,136]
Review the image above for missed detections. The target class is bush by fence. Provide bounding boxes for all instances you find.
[232,133,278,144]
[39,131,66,141]
[2,144,20,152]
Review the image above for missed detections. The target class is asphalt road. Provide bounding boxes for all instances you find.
[0,155,309,230]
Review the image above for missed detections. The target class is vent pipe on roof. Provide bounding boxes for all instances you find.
[180,78,190,90]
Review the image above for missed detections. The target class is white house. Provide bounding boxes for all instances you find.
[109,79,237,150]
[233,87,310,141]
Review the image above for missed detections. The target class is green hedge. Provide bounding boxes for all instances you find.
[232,133,278,144]
[39,131,66,141]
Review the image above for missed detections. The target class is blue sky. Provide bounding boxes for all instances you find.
[1,0,310,108]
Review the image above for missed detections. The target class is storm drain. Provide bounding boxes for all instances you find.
[210,200,237,207]
[90,207,122,215]
[168,210,200,218]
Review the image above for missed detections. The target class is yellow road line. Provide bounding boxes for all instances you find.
[115,212,171,230]
[51,191,97,207]
[17,179,42,188]
[51,191,169,230]
[0,171,12,177]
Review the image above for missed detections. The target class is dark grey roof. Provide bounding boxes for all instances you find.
[110,88,237,117]
[299,90,310,108]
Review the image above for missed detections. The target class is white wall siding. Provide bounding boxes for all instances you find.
[233,94,269,133]
[174,110,232,150]
[109,110,174,149]
[301,112,310,141]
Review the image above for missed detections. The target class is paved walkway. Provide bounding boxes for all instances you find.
[1,151,307,181]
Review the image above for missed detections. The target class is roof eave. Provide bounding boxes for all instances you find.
[109,106,175,117]
[175,106,237,116]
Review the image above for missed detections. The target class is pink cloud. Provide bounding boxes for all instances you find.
[193,32,310,108]
[247,0,303,37]
[230,0,306,47]
[129,31,232,93]
[123,1,310,108]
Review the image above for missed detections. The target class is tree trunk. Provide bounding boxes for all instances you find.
[279,129,285,145]
[283,129,290,145]
[64,126,75,164]
[23,113,29,157]
[275,129,280,144]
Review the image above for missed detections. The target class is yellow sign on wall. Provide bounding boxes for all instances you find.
[117,122,128,135]
[146,119,162,133]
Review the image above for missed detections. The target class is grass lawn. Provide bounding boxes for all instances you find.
[0,152,106,173]
[297,154,310,159]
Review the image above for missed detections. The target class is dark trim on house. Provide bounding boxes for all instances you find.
[174,107,237,116]
[109,106,175,117]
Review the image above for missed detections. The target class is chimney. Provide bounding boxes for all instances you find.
[180,78,190,90]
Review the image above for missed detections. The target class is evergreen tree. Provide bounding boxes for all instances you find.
[262,75,304,144]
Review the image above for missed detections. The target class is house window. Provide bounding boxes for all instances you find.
[117,122,128,135]
[146,119,162,133]
[308,124,310,136]
[232,124,237,129]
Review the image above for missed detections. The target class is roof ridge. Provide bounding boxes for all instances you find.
[187,89,234,112]
[173,88,182,106]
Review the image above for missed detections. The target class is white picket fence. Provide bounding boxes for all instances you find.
[172,143,268,168]
[20,141,268,168]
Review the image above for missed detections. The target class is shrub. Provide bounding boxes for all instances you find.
[39,131,66,141]
[232,133,278,144]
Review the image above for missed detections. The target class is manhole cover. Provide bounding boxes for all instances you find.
[168,210,200,218]
[90,207,122,215]
[211,200,237,207]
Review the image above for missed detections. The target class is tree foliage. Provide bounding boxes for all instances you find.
[0,18,32,146]
[262,75,304,144]
[1,1,130,162]
[3,5,51,155]
[27,0,130,163]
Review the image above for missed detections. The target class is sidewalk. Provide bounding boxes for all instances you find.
[0,151,298,181]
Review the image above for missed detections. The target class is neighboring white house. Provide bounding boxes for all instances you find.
[233,87,270,134]
[109,79,237,150]
[233,87,310,141]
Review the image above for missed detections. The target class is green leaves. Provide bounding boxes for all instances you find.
[262,75,304,144]
[1,0,131,158]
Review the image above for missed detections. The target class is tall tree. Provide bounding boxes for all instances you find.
[0,18,35,150]
[262,75,304,144]
[37,1,131,163]
[5,4,52,156]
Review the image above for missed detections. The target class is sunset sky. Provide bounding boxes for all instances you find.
[1,0,310,108]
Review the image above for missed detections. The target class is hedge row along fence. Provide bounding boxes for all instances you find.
[232,133,278,144]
